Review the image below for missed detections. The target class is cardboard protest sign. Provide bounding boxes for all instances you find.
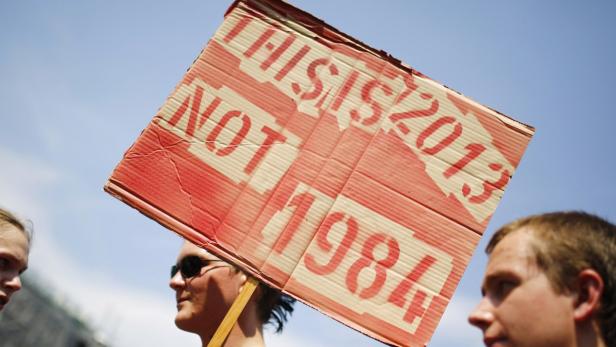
[105,0,535,345]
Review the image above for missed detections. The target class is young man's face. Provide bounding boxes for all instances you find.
[468,229,577,347]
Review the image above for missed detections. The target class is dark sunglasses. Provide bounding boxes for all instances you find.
[170,255,225,279]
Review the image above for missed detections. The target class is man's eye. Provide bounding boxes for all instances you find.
[495,280,516,297]
[0,257,8,270]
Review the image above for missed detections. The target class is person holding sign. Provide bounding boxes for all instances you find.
[0,208,31,312]
[170,241,294,347]
[468,211,615,347]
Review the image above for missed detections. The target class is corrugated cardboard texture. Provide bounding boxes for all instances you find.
[105,0,535,345]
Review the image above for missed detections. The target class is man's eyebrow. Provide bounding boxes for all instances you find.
[481,270,519,293]
[0,251,17,262]
[0,252,27,269]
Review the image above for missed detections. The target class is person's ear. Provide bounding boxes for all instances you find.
[237,272,248,294]
[573,269,604,322]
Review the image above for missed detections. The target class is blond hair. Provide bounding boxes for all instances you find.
[0,207,32,244]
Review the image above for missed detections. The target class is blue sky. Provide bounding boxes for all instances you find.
[1,1,615,346]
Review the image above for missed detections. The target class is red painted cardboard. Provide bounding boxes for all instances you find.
[105,0,535,345]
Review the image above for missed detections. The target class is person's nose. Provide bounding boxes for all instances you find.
[468,296,495,331]
[169,271,185,291]
[3,272,23,292]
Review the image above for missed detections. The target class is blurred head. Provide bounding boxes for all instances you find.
[169,241,294,340]
[468,211,615,347]
[0,208,31,311]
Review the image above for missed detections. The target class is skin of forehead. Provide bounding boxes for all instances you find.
[0,224,29,246]
[0,224,29,266]
[177,241,222,262]
[483,229,542,289]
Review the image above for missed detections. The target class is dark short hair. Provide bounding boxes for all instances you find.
[229,265,295,332]
[0,207,32,244]
[257,284,295,333]
[487,211,616,347]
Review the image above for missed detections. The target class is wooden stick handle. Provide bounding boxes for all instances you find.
[207,276,259,347]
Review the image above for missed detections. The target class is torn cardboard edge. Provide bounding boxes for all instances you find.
[226,0,535,137]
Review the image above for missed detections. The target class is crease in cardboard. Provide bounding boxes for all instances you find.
[240,156,335,279]
[259,189,330,285]
[253,96,377,289]
[123,133,188,160]
[154,127,198,227]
